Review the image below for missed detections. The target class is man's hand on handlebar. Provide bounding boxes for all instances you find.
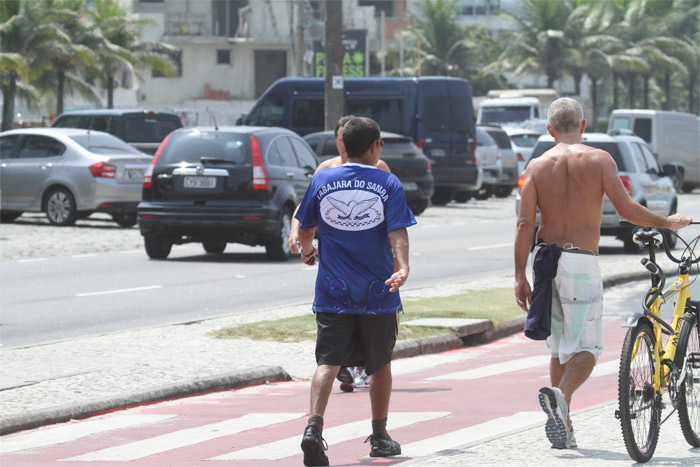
[666,213,693,230]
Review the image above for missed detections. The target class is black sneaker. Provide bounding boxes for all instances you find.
[336,367,354,384]
[365,433,401,457]
[301,426,329,466]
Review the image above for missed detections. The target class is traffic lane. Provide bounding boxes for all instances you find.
[0,318,628,466]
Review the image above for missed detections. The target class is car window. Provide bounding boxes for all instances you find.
[423,96,450,132]
[157,132,250,164]
[88,117,114,133]
[0,135,20,159]
[485,130,512,149]
[346,98,403,134]
[638,143,661,174]
[246,97,284,126]
[291,98,324,131]
[304,136,320,153]
[321,136,339,157]
[509,133,539,148]
[290,137,317,171]
[530,141,627,171]
[269,136,298,167]
[633,118,652,143]
[611,117,630,130]
[629,142,648,173]
[69,134,141,154]
[52,115,85,129]
[480,106,531,124]
[17,135,65,159]
[476,128,495,146]
[123,117,181,143]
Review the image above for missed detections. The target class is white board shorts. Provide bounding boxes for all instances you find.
[547,250,604,364]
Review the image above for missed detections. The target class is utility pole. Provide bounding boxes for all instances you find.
[324,0,344,131]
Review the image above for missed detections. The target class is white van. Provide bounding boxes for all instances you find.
[476,97,542,126]
[608,109,700,192]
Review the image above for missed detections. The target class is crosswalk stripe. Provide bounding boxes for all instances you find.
[62,412,305,462]
[210,411,451,461]
[426,355,551,381]
[0,414,176,454]
[401,411,541,457]
[590,359,620,378]
[392,351,485,376]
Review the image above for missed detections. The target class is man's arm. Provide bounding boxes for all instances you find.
[386,228,409,292]
[514,169,537,312]
[298,226,317,266]
[601,155,692,230]
[377,159,391,173]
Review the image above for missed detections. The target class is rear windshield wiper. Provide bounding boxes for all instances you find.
[200,157,236,164]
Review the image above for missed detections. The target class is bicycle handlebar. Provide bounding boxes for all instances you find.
[618,220,700,265]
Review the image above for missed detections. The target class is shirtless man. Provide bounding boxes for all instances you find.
[514,97,691,449]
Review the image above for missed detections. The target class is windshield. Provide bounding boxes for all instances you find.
[480,106,531,124]
[510,133,540,148]
[69,134,141,154]
[160,132,250,164]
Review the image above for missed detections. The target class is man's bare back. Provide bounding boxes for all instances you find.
[529,143,611,252]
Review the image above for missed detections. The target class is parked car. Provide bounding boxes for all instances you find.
[455,127,500,202]
[482,126,518,198]
[504,128,541,174]
[303,131,434,215]
[52,109,182,155]
[516,133,678,253]
[137,126,319,260]
[0,128,151,226]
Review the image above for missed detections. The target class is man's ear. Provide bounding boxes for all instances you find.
[580,119,587,134]
[546,123,555,138]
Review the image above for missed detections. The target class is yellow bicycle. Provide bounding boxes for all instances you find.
[616,224,700,463]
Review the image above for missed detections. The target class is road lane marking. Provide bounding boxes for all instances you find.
[590,359,620,378]
[0,414,175,454]
[468,242,513,251]
[392,351,486,376]
[402,411,541,457]
[211,411,450,461]
[75,285,162,297]
[17,258,46,263]
[426,355,550,381]
[62,413,305,462]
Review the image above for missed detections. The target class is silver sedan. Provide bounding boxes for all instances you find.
[0,128,152,227]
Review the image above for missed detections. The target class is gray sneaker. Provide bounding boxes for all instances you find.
[568,429,577,448]
[538,387,572,449]
[365,433,401,457]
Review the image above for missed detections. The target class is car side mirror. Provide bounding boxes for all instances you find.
[663,163,677,178]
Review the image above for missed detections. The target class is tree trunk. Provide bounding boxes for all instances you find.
[612,72,619,110]
[591,76,598,131]
[663,70,671,111]
[689,64,698,114]
[547,73,555,88]
[643,75,649,109]
[574,72,581,96]
[1,73,17,132]
[324,0,343,131]
[107,74,114,109]
[56,70,65,116]
[628,73,635,109]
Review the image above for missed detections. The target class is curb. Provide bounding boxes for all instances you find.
[0,366,291,436]
[1,270,648,436]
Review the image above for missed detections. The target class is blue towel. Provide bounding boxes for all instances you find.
[524,244,563,340]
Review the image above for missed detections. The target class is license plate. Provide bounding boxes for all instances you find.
[402,182,418,191]
[126,168,144,180]
[431,149,446,157]
[184,176,216,189]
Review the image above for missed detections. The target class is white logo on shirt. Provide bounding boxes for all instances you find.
[320,189,384,231]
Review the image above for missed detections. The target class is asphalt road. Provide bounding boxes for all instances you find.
[1,193,698,348]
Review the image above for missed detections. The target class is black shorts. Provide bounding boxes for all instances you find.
[314,311,400,376]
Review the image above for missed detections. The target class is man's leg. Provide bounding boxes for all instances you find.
[556,351,595,406]
[302,364,339,466]
[369,362,392,420]
[310,364,340,416]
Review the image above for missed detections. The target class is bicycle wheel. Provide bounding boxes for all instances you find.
[618,321,660,462]
[675,315,700,447]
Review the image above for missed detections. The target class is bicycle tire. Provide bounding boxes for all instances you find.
[675,315,700,447]
[618,321,661,462]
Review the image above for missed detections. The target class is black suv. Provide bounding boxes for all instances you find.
[51,109,182,155]
[303,131,435,215]
[137,126,319,260]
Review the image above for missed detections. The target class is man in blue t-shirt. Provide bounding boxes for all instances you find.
[296,117,416,466]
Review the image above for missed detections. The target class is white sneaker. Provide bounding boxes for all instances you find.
[568,429,577,448]
[353,367,370,388]
[538,387,572,449]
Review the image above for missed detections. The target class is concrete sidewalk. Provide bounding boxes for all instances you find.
[0,256,655,436]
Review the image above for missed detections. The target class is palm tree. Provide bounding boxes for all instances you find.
[86,0,178,109]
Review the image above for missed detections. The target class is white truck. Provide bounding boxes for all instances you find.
[608,109,700,192]
[476,97,543,126]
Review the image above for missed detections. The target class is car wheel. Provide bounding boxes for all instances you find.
[144,237,172,259]
[266,207,292,261]
[408,199,429,216]
[494,185,513,198]
[666,203,678,249]
[453,191,472,203]
[431,188,452,206]
[673,169,684,192]
[203,241,227,254]
[112,212,137,227]
[0,210,23,223]
[45,187,78,226]
[474,185,493,200]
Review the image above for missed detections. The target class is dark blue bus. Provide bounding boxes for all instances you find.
[239,77,482,204]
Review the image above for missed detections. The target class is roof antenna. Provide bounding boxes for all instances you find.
[212,115,218,131]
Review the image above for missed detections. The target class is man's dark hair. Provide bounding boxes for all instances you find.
[334,115,355,138]
[343,117,380,158]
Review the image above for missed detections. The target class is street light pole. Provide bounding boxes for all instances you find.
[324,0,344,131]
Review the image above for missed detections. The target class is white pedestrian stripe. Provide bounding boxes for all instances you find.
[210,411,450,461]
[468,242,514,251]
[427,355,551,381]
[0,414,175,454]
[391,351,486,376]
[590,359,619,378]
[63,412,305,462]
[75,285,162,297]
[402,411,541,457]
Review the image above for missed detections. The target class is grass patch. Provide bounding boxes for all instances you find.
[210,288,522,342]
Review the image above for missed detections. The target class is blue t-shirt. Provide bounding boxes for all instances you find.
[295,163,416,314]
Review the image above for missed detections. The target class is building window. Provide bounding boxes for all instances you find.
[217,49,231,65]
[153,49,183,78]
[460,0,501,15]
[213,0,249,37]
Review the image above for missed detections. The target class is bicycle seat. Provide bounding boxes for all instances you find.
[633,229,663,247]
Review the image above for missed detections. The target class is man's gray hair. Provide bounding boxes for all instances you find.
[547,98,584,133]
